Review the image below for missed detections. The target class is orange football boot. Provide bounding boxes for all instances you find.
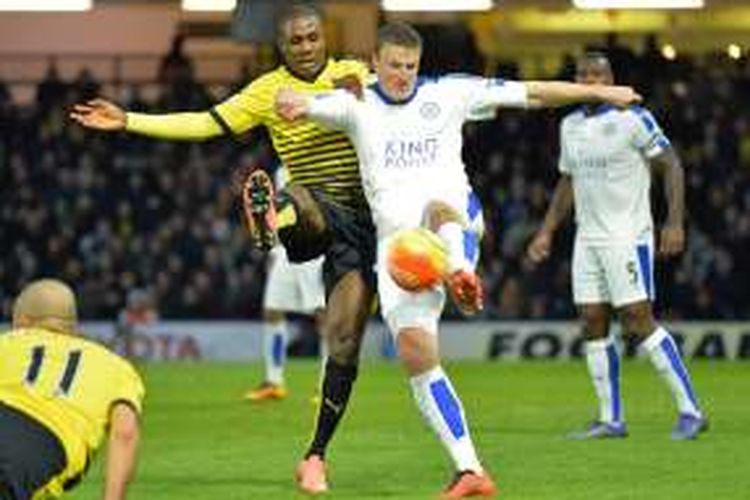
[243,381,288,402]
[445,270,484,315]
[440,470,497,499]
[241,169,278,250]
[295,454,328,495]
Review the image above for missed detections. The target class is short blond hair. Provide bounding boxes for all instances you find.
[12,279,78,334]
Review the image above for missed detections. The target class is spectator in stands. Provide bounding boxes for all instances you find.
[36,61,68,113]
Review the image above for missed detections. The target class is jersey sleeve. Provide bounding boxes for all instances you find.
[112,362,145,415]
[211,77,272,134]
[125,111,224,140]
[125,77,270,140]
[306,90,358,130]
[629,107,671,158]
[449,76,528,120]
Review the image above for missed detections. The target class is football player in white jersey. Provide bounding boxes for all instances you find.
[245,165,326,402]
[528,52,706,440]
[277,24,641,498]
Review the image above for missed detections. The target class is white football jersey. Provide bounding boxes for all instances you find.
[559,105,671,243]
[307,75,528,238]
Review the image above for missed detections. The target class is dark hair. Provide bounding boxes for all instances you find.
[376,22,423,52]
[578,51,612,70]
[276,1,324,39]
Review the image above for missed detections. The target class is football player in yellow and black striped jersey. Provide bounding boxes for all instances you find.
[0,279,144,500]
[70,3,374,495]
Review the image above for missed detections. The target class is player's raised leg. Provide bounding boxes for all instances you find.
[380,221,496,498]
[424,199,483,315]
[620,301,707,440]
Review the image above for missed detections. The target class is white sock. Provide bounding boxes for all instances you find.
[437,222,471,273]
[263,319,287,385]
[642,326,702,417]
[584,337,624,424]
[410,366,482,472]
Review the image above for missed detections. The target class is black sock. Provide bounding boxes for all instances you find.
[306,359,358,459]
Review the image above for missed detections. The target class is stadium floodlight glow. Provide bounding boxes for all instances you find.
[727,44,742,60]
[661,44,677,60]
[182,0,236,12]
[382,0,493,12]
[573,0,703,8]
[0,0,91,10]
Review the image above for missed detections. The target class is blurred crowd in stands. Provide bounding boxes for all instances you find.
[1,33,749,320]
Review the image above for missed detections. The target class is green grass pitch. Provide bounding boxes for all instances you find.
[69,360,750,499]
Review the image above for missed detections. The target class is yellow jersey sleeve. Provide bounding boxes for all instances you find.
[212,72,278,134]
[125,111,224,141]
[112,361,145,415]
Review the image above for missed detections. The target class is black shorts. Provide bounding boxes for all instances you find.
[0,403,67,500]
[280,190,376,296]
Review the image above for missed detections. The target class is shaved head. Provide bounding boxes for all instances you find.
[13,279,78,334]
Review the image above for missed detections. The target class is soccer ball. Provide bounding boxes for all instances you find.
[387,227,449,292]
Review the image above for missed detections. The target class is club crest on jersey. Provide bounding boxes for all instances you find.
[420,101,441,120]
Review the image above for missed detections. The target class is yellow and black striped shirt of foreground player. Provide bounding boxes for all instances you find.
[0,328,144,498]
[126,59,369,208]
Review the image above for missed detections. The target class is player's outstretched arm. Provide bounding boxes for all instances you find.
[70,98,229,141]
[103,403,140,500]
[275,88,354,130]
[524,81,642,109]
[527,175,574,264]
[651,148,686,257]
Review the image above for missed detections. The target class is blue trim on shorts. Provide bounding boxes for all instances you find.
[429,379,466,439]
[636,243,653,300]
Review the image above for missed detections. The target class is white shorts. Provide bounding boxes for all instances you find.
[263,246,325,314]
[572,236,655,308]
[378,190,483,337]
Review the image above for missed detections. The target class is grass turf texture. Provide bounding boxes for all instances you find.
[70,360,749,499]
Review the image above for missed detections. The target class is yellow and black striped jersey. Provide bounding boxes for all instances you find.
[214,59,368,207]
[0,327,144,498]
[126,59,369,208]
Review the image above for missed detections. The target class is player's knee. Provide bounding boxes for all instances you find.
[423,200,461,231]
[397,328,438,374]
[580,307,609,339]
[619,302,655,338]
[284,185,327,235]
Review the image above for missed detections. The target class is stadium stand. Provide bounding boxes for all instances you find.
[1,46,748,320]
